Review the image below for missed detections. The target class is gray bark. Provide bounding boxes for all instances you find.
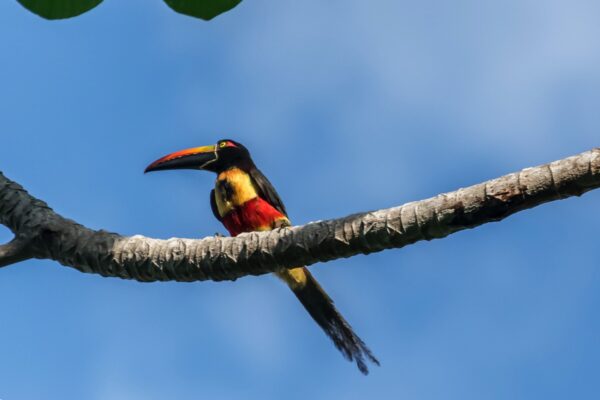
[0,148,598,282]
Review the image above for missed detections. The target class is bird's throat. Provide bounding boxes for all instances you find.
[215,168,288,236]
[214,168,259,217]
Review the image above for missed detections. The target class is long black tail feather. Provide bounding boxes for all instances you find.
[288,268,379,375]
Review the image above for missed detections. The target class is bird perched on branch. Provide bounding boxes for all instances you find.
[145,139,379,374]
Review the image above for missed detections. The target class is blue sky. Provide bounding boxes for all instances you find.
[1,1,599,399]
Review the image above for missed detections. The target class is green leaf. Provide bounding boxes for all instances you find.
[164,0,241,20]
[17,0,103,20]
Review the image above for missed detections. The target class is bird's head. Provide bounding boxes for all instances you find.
[144,139,253,174]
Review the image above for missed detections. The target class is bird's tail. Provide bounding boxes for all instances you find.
[277,267,379,375]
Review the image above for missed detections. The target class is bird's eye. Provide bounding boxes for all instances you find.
[219,142,227,148]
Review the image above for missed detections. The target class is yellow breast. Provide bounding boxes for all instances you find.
[214,167,259,216]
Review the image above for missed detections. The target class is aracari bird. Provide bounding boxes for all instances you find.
[145,139,379,374]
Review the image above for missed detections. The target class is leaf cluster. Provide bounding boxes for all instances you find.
[17,0,241,20]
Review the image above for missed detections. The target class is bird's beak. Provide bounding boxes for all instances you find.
[144,145,218,173]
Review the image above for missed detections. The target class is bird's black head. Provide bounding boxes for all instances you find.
[144,139,254,174]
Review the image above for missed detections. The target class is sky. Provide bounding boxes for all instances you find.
[1,0,600,399]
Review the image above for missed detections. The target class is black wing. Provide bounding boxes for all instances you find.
[210,189,222,222]
[249,168,288,217]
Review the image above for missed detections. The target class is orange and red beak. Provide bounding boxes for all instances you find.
[144,144,218,173]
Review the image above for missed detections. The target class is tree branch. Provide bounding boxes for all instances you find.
[0,235,33,267]
[0,148,598,282]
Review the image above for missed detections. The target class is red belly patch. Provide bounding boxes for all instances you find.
[221,197,287,236]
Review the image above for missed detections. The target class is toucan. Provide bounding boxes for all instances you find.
[145,139,379,374]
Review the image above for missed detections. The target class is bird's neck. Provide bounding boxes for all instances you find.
[214,166,288,236]
[214,167,258,217]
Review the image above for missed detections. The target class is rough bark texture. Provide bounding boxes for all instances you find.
[0,148,598,282]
